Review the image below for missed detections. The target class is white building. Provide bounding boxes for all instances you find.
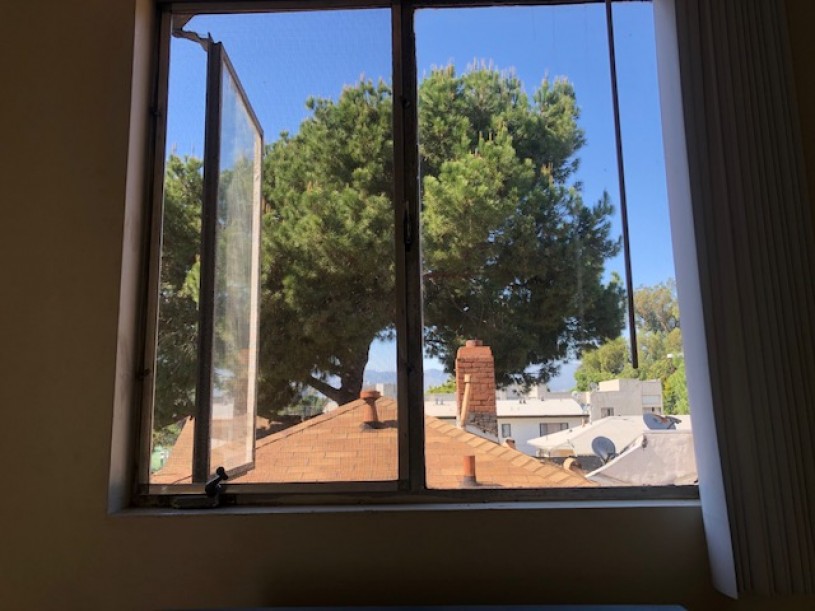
[575,378,664,421]
[425,395,587,456]
[373,382,397,399]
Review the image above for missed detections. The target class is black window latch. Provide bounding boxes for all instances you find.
[170,466,229,510]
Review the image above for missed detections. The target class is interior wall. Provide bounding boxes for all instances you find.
[0,1,812,610]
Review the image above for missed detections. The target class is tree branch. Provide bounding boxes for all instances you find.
[305,375,342,404]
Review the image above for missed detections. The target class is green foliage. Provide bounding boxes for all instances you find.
[664,359,689,415]
[574,280,690,414]
[258,65,624,412]
[574,336,638,391]
[420,68,624,386]
[259,79,395,411]
[427,377,457,394]
[152,420,183,450]
[634,278,680,335]
[159,65,626,420]
[153,155,202,429]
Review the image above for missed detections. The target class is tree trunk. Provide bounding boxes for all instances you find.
[306,344,371,406]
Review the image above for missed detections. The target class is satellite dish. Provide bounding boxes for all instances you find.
[644,413,681,430]
[592,436,617,463]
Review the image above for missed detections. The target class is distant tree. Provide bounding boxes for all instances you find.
[427,377,457,394]
[574,280,689,414]
[664,359,689,415]
[634,279,680,335]
[573,336,638,391]
[259,65,625,411]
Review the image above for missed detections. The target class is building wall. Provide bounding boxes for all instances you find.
[498,416,583,456]
[589,379,662,421]
[0,1,813,609]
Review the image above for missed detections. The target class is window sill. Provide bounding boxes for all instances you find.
[116,486,700,516]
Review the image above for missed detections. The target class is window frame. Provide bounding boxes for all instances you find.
[135,0,700,508]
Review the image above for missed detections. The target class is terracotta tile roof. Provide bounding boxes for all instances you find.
[424,415,592,488]
[153,417,195,484]
[153,397,593,488]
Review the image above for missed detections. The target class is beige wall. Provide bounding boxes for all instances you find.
[0,1,813,609]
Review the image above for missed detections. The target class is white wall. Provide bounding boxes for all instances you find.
[0,1,813,609]
[498,417,584,455]
[590,379,663,420]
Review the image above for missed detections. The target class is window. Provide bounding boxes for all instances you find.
[601,408,615,418]
[540,423,569,436]
[139,0,696,504]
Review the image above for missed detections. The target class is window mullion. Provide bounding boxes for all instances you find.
[392,0,425,491]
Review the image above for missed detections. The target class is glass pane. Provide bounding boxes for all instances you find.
[418,3,694,489]
[151,9,397,485]
[149,34,206,482]
[208,56,262,476]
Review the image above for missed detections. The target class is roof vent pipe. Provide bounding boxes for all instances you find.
[360,389,381,428]
[462,455,477,486]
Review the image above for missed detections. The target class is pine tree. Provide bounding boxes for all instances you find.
[259,66,624,412]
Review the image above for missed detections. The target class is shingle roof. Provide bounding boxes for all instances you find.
[153,396,593,488]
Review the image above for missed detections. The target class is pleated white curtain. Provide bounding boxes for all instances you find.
[655,0,815,598]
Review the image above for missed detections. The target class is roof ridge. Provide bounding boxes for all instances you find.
[254,400,361,448]
[426,414,590,484]
[255,396,397,449]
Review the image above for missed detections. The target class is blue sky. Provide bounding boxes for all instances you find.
[166,3,675,389]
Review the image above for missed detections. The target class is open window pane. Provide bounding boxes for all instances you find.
[199,47,263,479]
[150,9,398,486]
[417,2,695,489]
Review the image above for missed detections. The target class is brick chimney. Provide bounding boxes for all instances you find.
[455,339,498,436]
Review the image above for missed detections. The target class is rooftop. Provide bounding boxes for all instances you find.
[528,415,692,457]
[587,430,698,486]
[154,396,594,489]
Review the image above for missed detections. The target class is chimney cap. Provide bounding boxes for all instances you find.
[360,389,381,400]
[465,339,483,347]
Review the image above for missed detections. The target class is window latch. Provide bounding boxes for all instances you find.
[205,466,229,497]
[170,466,229,510]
